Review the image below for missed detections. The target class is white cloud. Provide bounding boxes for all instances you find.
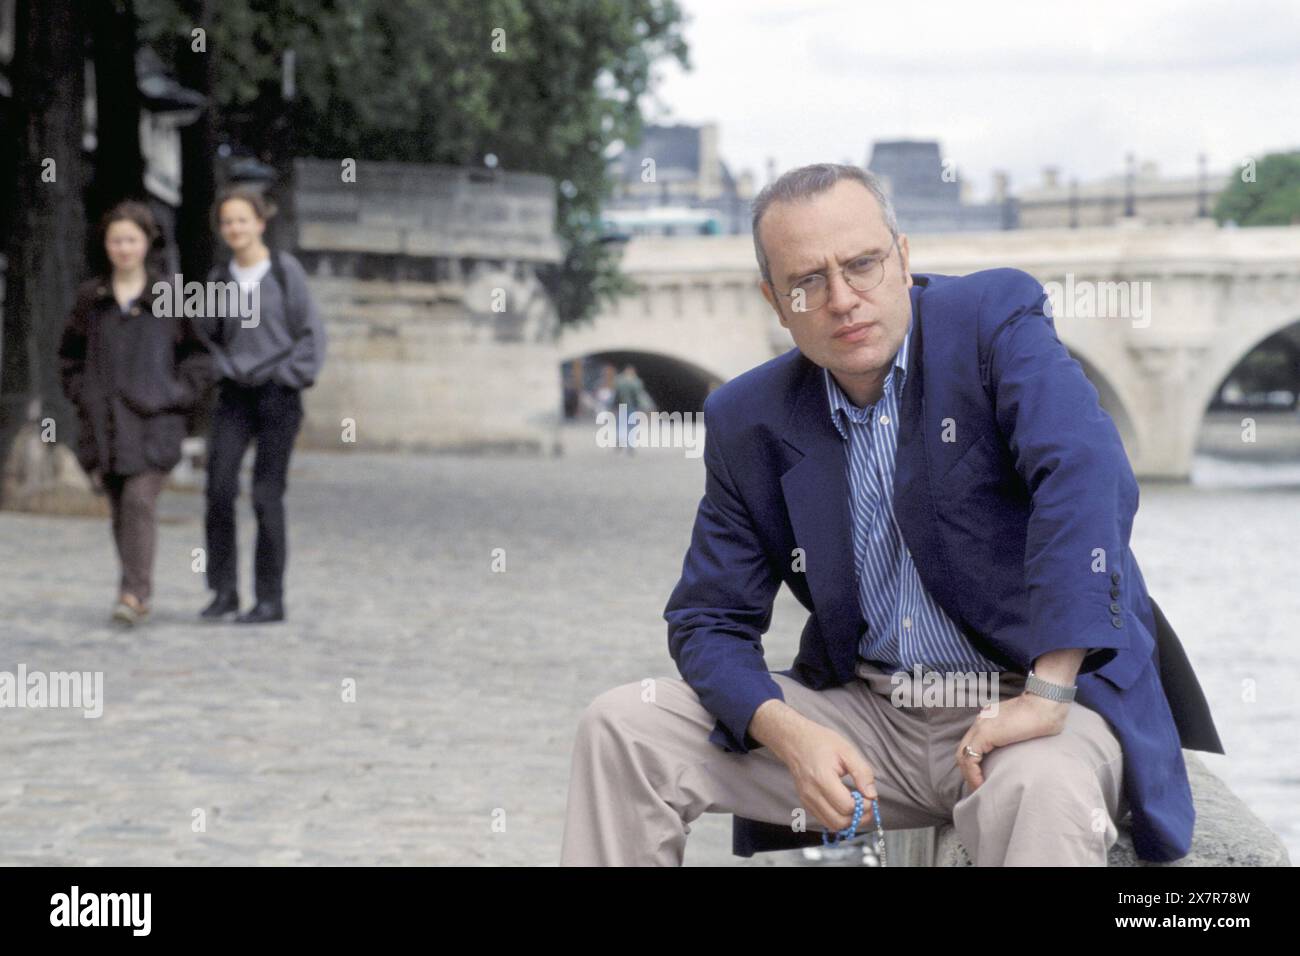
[651,0,1300,199]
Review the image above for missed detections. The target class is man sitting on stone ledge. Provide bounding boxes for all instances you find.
[559,163,1223,866]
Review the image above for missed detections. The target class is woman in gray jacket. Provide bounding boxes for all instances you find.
[198,186,326,624]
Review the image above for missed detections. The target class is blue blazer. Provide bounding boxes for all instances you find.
[663,268,1223,863]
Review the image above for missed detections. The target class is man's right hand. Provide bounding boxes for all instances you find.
[749,699,878,834]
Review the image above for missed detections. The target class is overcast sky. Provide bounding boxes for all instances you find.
[648,0,1300,199]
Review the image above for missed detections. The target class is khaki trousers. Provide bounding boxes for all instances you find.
[560,660,1126,866]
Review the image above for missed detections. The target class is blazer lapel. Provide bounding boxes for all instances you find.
[893,279,960,623]
[894,281,927,509]
[893,278,1016,668]
[779,356,860,675]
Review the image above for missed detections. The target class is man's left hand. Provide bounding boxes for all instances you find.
[955,692,1070,792]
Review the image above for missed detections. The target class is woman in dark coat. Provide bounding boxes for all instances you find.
[58,201,213,626]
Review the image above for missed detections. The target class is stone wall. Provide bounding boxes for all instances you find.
[290,159,564,454]
[297,273,561,454]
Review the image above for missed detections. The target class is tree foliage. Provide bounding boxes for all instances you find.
[138,0,690,324]
[1215,151,1300,227]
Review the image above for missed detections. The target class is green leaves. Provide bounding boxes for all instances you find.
[1215,152,1300,227]
[138,0,688,324]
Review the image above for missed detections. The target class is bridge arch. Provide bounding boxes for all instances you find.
[559,349,727,415]
[1191,315,1300,463]
[1196,315,1300,421]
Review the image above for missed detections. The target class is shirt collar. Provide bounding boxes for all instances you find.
[824,321,911,439]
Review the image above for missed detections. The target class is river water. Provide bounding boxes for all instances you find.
[1144,454,1300,862]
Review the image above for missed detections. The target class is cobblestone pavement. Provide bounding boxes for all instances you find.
[0,428,815,866]
[1,427,1295,865]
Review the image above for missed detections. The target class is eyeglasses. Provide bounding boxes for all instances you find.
[775,235,898,313]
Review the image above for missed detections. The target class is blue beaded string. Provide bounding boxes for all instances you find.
[821,789,886,865]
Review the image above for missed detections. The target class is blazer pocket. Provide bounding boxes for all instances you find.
[935,433,994,489]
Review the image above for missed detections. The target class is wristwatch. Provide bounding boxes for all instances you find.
[1024,669,1077,703]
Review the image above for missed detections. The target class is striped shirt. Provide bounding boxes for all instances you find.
[824,321,1004,675]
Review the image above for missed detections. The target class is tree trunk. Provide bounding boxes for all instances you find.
[0,0,89,508]
[263,53,300,255]
[85,0,146,263]
[175,0,215,281]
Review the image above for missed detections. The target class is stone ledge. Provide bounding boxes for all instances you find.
[929,751,1290,866]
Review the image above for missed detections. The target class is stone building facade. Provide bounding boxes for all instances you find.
[292,159,564,454]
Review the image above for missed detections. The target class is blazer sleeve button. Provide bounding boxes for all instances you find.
[1110,616,1123,627]
[1109,602,1121,613]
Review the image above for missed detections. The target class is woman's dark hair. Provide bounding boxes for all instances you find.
[100,199,159,247]
[95,200,161,276]
[210,185,278,233]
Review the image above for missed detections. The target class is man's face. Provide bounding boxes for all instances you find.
[758,180,913,397]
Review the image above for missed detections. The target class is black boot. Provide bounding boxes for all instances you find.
[236,598,285,624]
[200,590,240,621]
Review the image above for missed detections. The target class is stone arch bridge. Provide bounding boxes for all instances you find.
[562,224,1300,479]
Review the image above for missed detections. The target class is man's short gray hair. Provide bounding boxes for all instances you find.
[751,163,898,286]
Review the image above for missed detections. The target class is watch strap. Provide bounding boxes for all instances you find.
[1025,669,1077,703]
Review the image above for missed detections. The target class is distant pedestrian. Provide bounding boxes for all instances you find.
[593,363,617,421]
[614,364,656,454]
[562,360,582,420]
[196,186,327,625]
[58,200,214,626]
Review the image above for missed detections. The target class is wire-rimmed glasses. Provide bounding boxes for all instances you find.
[774,234,898,313]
